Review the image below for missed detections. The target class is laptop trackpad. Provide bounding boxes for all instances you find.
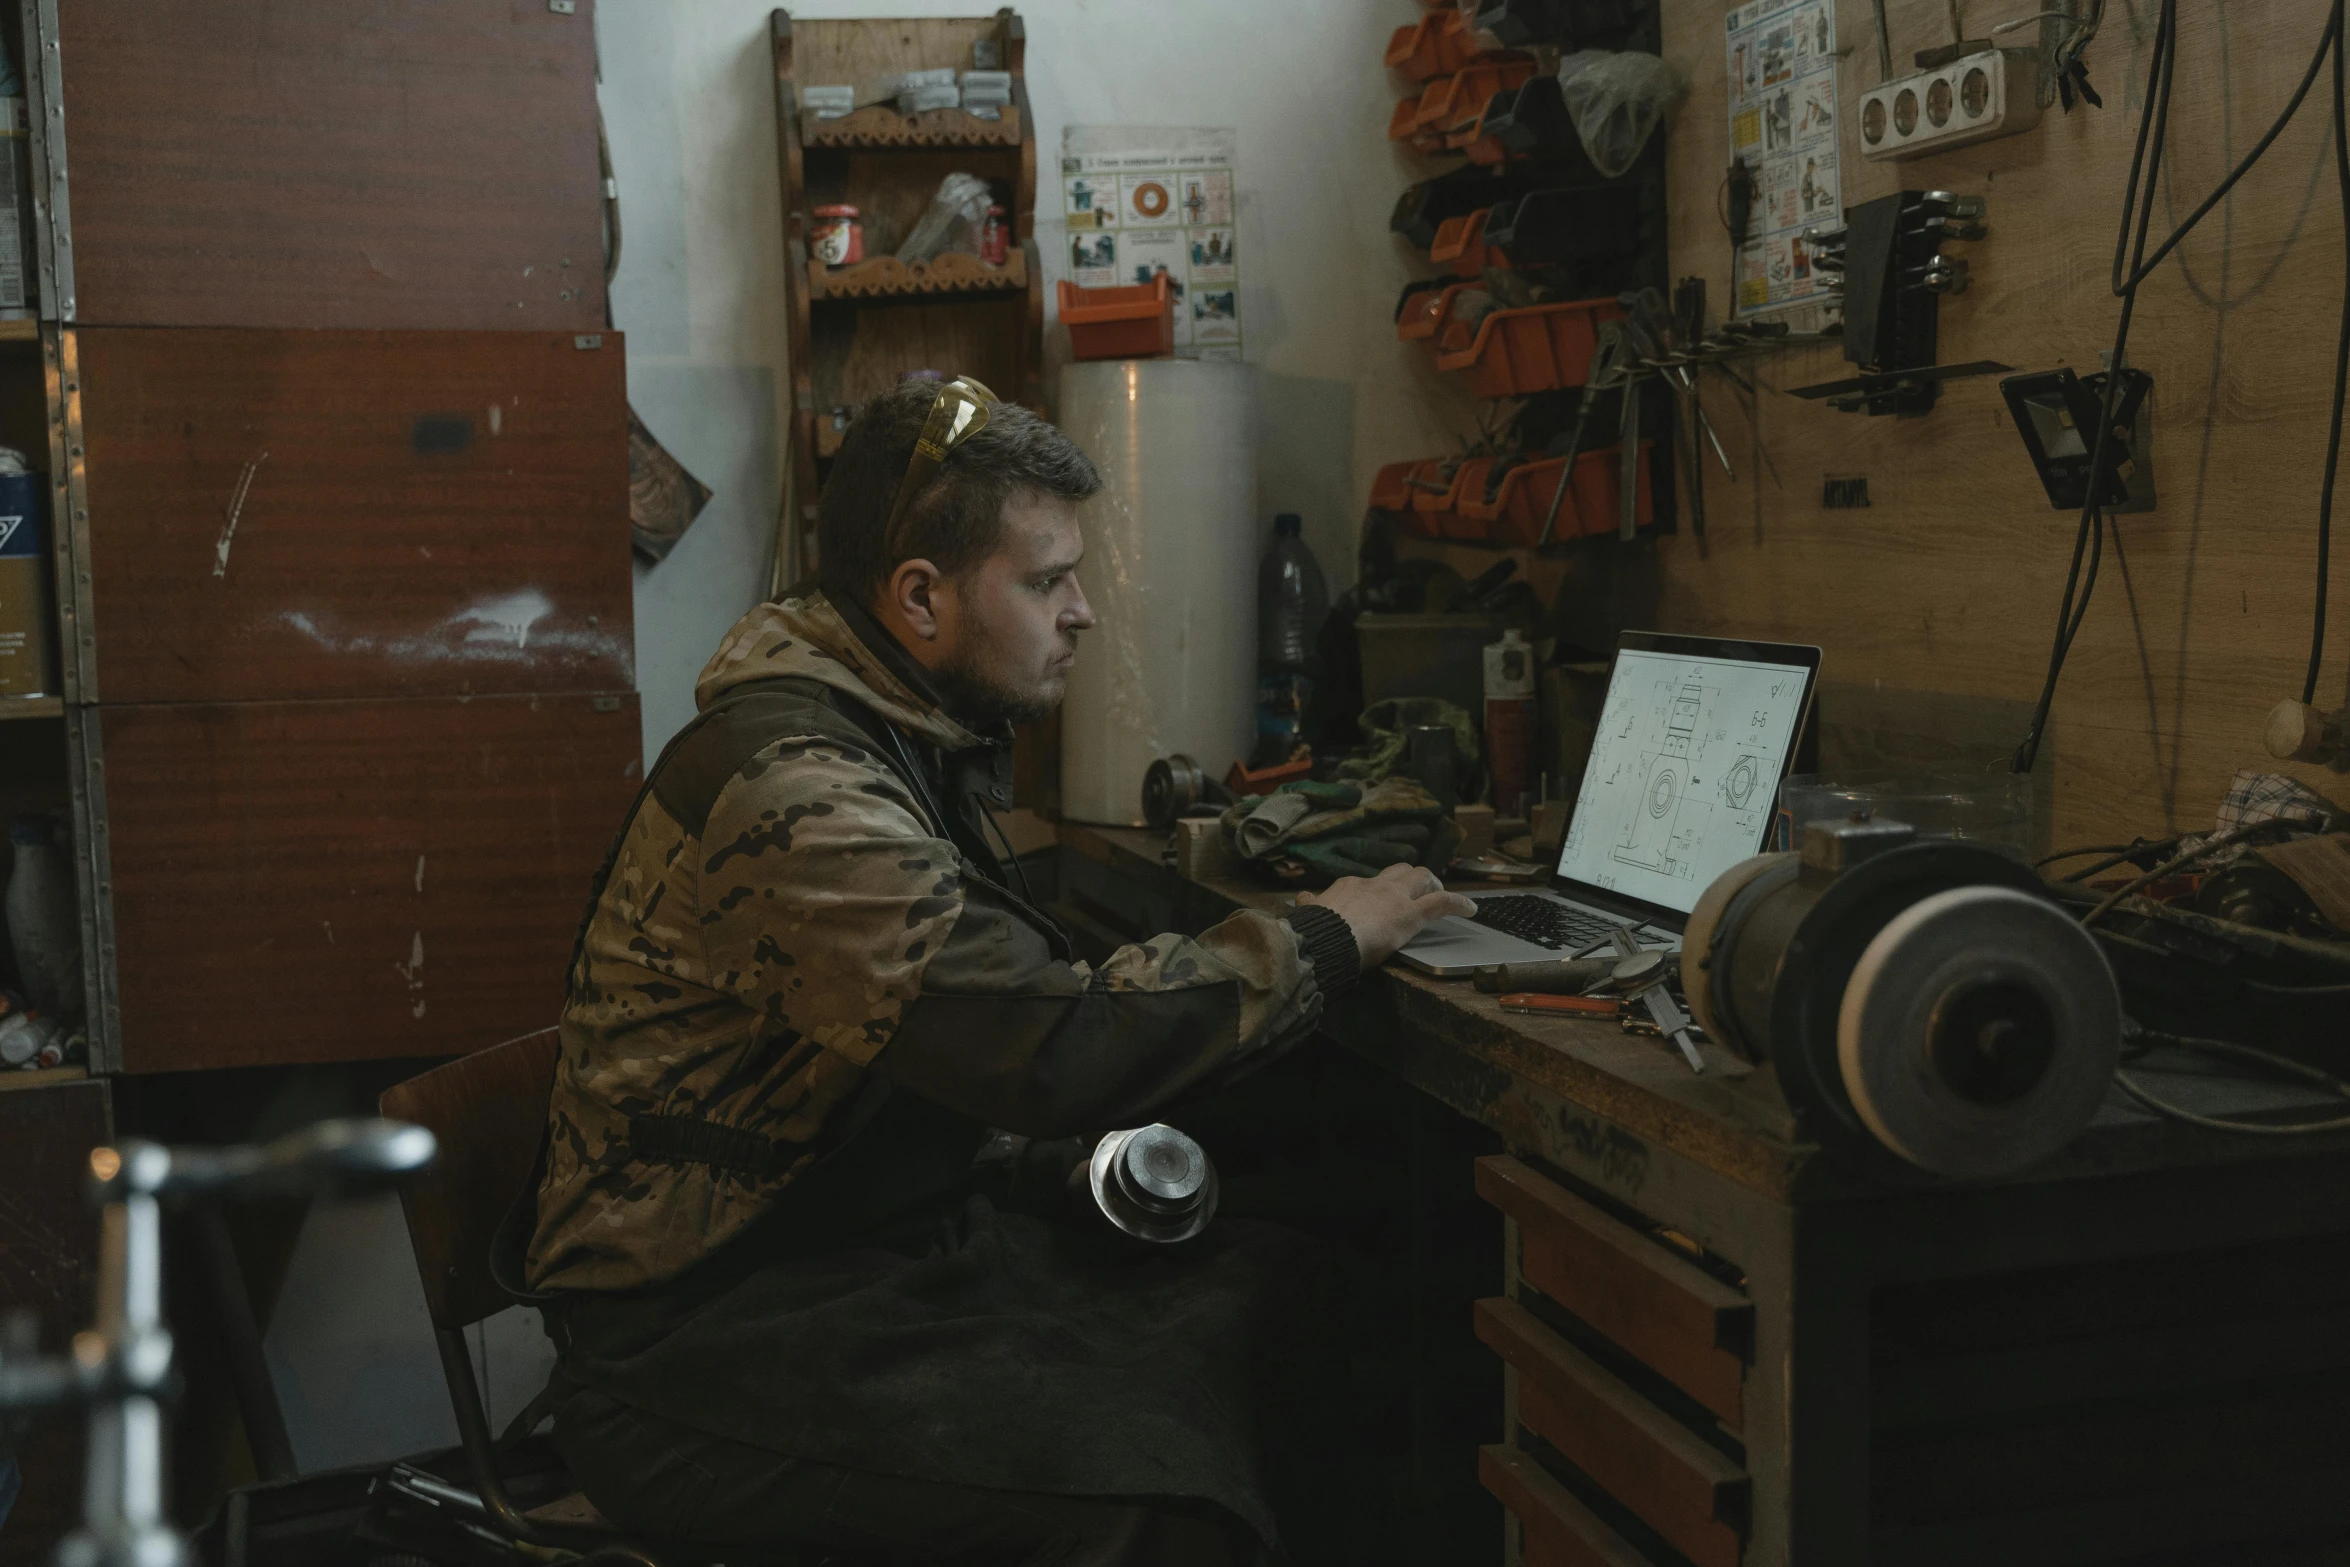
[1405,914,1510,954]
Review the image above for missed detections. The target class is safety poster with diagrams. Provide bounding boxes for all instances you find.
[1726,0,1841,317]
[1559,648,1806,909]
[1061,125,1241,359]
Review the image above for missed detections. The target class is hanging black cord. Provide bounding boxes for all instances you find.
[2310,8,2350,703]
[2014,1,2349,770]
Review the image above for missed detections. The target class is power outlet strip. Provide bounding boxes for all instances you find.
[1859,48,2042,161]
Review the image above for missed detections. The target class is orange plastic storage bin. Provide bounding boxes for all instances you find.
[1435,296,1624,399]
[1059,275,1174,361]
[1397,281,1477,343]
[1385,9,1486,81]
[1484,444,1654,546]
[1368,460,1417,513]
[1429,209,1511,277]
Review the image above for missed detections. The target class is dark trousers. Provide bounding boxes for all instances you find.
[555,1386,1267,1567]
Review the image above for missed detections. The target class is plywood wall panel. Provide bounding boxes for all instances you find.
[98,694,640,1073]
[76,328,633,704]
[56,0,607,330]
[1641,0,2350,849]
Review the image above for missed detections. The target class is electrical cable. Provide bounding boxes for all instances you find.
[2312,9,2350,703]
[2078,818,2297,927]
[2013,0,2350,769]
[2115,1025,2350,1134]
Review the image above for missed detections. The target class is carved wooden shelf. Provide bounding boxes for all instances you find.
[808,249,1027,300]
[0,318,37,341]
[0,694,65,721]
[802,102,1022,150]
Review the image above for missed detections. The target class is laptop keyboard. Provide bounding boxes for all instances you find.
[1471,896,1624,952]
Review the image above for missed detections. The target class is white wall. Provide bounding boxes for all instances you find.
[600,0,1473,752]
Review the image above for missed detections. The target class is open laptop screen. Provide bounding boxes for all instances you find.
[1555,633,1819,921]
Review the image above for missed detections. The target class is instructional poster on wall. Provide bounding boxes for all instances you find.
[1726,0,1841,318]
[1061,126,1242,360]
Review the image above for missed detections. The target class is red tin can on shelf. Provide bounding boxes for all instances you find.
[812,204,863,265]
[980,205,1009,265]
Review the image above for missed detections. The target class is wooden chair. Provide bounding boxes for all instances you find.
[378,1028,665,1567]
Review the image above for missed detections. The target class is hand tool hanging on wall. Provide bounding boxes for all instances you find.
[1790,189,2007,416]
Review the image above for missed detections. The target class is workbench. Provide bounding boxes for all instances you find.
[1056,822,2350,1567]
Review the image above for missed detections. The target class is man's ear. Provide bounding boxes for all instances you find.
[882,557,947,642]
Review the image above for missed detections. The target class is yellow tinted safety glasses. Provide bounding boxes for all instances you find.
[882,374,998,556]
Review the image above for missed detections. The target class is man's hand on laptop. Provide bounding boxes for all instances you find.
[1298,862,1478,968]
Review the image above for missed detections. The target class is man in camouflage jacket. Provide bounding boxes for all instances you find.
[525,381,1470,1565]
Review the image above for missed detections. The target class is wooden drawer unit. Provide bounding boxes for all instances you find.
[1477,1155,1751,1423]
[1477,1297,1750,1567]
[1480,1444,1651,1567]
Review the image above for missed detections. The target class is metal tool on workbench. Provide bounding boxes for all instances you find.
[1572,923,1707,1073]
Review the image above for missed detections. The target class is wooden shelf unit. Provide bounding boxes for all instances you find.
[768,8,1043,591]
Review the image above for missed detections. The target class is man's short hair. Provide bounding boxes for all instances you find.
[818,379,1102,607]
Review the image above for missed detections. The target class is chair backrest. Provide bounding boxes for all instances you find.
[379,1027,562,1331]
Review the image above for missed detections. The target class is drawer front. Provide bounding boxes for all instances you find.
[1478,1155,1751,1426]
[1477,1297,1749,1567]
[1481,1445,1655,1567]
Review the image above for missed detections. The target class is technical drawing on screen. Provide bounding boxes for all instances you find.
[1556,647,1810,914]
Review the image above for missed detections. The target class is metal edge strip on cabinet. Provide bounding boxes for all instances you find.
[26,0,74,321]
[1478,1155,1752,1425]
[64,703,120,1071]
[1481,1446,1654,1567]
[1476,1296,1748,1567]
[42,326,94,701]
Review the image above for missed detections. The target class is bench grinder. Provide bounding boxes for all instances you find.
[1681,815,2122,1177]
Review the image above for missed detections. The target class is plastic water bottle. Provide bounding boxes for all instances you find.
[6,814,81,1024]
[1255,513,1329,766]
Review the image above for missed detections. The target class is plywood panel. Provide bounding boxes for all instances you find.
[0,1078,109,1560]
[1399,3,2350,851]
[98,694,641,1073]
[77,328,632,703]
[56,0,606,330]
[1650,0,2350,849]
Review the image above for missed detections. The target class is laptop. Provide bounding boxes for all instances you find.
[1398,631,1822,976]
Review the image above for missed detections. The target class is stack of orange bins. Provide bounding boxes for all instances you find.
[1435,296,1624,399]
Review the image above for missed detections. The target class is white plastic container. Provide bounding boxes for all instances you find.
[1056,360,1258,825]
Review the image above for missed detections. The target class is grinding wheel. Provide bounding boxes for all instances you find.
[1837,885,2122,1178]
[1679,850,1796,1051]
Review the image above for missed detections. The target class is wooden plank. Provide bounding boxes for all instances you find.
[56,0,605,330]
[1479,1155,1751,1426]
[97,694,640,1073]
[786,15,1004,92]
[1476,1296,1749,1567]
[0,1079,109,1561]
[77,328,632,704]
[1480,1445,1654,1567]
[1393,1,2350,852]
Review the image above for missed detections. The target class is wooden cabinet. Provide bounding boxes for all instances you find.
[13,1,635,1072]
[46,0,605,331]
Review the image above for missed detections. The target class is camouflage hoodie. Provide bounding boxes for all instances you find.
[526,590,1359,1292]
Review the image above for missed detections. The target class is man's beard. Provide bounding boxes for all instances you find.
[933,639,1064,726]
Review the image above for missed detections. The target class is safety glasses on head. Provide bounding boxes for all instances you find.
[882,374,998,557]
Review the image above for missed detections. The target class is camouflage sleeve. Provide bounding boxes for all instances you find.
[875,889,1360,1140]
[695,733,967,1068]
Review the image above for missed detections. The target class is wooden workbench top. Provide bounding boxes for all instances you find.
[1058,821,2350,1207]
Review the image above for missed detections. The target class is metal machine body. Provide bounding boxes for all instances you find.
[1681,816,2122,1177]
